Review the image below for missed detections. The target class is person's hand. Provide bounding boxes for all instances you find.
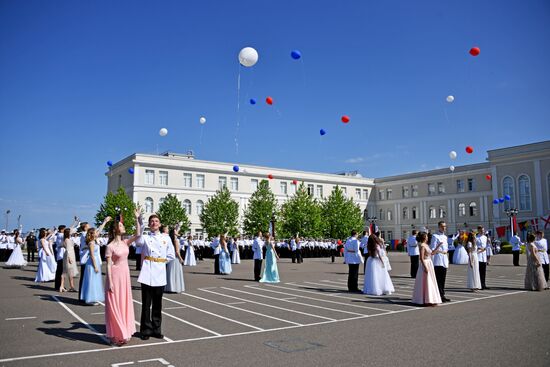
[134,206,142,218]
[69,258,72,264]
[178,256,184,265]
[104,216,112,223]
[108,284,114,293]
[94,267,99,273]
[424,267,428,274]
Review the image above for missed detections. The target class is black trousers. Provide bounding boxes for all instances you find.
[136,254,142,271]
[140,284,164,336]
[479,261,487,289]
[434,266,447,299]
[410,255,419,278]
[214,254,220,274]
[254,259,263,281]
[54,259,63,290]
[291,251,296,263]
[448,250,455,264]
[348,264,359,292]
[27,247,36,262]
[78,264,86,301]
[331,249,336,263]
[296,249,303,263]
[542,264,549,283]
[0,249,5,262]
[512,251,520,266]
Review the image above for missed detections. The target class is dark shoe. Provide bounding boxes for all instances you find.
[442,297,451,303]
[152,333,164,339]
[140,334,150,340]
[482,287,490,290]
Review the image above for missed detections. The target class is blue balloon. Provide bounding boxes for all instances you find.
[107,160,113,167]
[504,194,511,201]
[320,129,326,136]
[250,98,257,105]
[233,165,240,173]
[499,198,504,203]
[291,50,302,60]
[128,168,134,174]
[493,199,499,205]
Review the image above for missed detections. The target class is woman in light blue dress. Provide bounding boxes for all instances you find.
[80,217,110,305]
[219,236,232,275]
[260,234,280,283]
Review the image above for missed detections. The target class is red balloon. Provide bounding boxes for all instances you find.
[292,179,298,185]
[268,174,274,179]
[266,96,273,105]
[465,146,474,154]
[485,175,492,181]
[341,115,350,123]
[469,47,480,56]
[337,240,342,245]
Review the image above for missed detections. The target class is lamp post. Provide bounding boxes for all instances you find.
[367,216,378,234]
[504,208,519,237]
[5,210,10,230]
[270,212,277,239]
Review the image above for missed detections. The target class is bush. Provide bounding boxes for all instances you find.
[499,241,526,254]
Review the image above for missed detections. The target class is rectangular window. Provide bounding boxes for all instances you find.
[159,171,168,186]
[145,170,155,185]
[378,190,385,200]
[437,182,445,194]
[183,173,193,188]
[317,185,323,198]
[412,185,418,197]
[457,179,465,193]
[230,177,239,191]
[363,189,369,200]
[355,188,361,200]
[412,207,417,219]
[402,186,409,198]
[428,183,436,196]
[468,178,475,192]
[196,174,205,188]
[251,179,259,191]
[381,231,386,240]
[218,176,227,189]
[307,184,314,196]
[341,187,347,196]
[387,189,392,200]
[280,182,288,194]
[387,231,393,241]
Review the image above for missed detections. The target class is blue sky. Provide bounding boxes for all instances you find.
[1,0,549,230]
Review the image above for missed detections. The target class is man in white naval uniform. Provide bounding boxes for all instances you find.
[430,221,451,302]
[136,214,175,340]
[535,231,549,284]
[407,230,419,278]
[476,226,489,290]
[344,230,362,292]
[290,237,297,263]
[211,235,221,274]
[252,231,264,281]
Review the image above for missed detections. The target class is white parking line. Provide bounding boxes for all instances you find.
[299,281,415,301]
[5,317,37,321]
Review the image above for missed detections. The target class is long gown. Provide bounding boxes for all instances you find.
[62,239,79,278]
[380,244,391,271]
[412,244,442,305]
[363,245,394,296]
[466,242,481,290]
[80,241,105,304]
[219,247,232,275]
[260,243,280,283]
[184,241,196,266]
[231,241,241,264]
[524,243,547,291]
[453,244,469,265]
[35,239,56,282]
[105,242,136,344]
[166,256,185,293]
[5,239,27,268]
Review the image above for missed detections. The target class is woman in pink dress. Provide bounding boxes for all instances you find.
[412,232,442,306]
[104,208,141,346]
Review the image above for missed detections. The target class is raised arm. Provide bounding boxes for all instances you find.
[69,216,80,234]
[94,216,112,237]
[124,207,142,246]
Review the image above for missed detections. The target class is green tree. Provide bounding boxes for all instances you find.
[243,180,278,236]
[321,185,364,239]
[199,186,239,238]
[279,183,322,238]
[157,194,190,232]
[95,187,136,234]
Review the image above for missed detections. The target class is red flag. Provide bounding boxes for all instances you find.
[512,216,518,235]
[496,226,506,238]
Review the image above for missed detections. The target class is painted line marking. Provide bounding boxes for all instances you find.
[226,301,246,305]
[5,317,37,321]
[164,306,187,310]
[296,281,416,304]
[91,312,105,315]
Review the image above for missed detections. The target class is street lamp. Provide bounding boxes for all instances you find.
[270,212,277,239]
[367,216,378,234]
[504,208,519,237]
[5,210,10,230]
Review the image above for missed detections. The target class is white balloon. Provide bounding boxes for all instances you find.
[449,165,455,172]
[446,95,455,103]
[159,128,168,137]
[239,47,259,67]
[199,117,206,124]
[449,151,457,160]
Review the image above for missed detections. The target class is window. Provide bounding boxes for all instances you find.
[363,189,369,200]
[468,178,475,191]
[518,175,532,211]
[341,187,347,196]
[402,186,409,198]
[387,189,392,200]
[183,173,192,188]
[412,207,417,219]
[457,179,465,193]
[469,202,477,216]
[403,231,409,239]
[145,170,155,185]
[429,206,436,219]
[196,200,204,216]
[378,190,385,200]
[387,210,393,221]
[412,185,418,197]
[428,183,436,196]
[290,182,296,194]
[183,199,192,215]
[117,174,122,188]
[196,174,205,189]
[230,177,239,191]
[144,197,154,213]
[381,231,386,239]
[218,176,227,189]
[402,207,409,220]
[159,171,168,186]
[355,188,361,200]
[159,197,166,206]
[458,203,466,217]
[251,179,259,191]
[437,182,445,194]
[317,185,324,198]
[503,176,515,210]
[379,209,384,220]
[280,182,288,194]
[307,184,314,196]
[439,206,446,218]
[387,231,393,241]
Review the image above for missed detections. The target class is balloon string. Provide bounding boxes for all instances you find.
[235,66,241,156]
[199,125,203,146]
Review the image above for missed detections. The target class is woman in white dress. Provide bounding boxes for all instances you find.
[35,228,57,282]
[363,235,394,296]
[183,235,196,266]
[466,232,481,291]
[453,233,469,265]
[5,229,27,268]
[231,237,241,264]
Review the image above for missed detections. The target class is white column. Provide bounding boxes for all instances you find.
[534,160,544,216]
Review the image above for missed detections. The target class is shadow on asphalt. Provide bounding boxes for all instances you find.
[37,321,107,345]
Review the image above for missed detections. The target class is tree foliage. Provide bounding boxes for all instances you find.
[199,186,239,238]
[243,180,278,236]
[279,183,322,238]
[95,187,136,234]
[321,185,364,239]
[157,194,190,232]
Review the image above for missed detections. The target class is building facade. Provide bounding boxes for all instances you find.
[107,141,550,239]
